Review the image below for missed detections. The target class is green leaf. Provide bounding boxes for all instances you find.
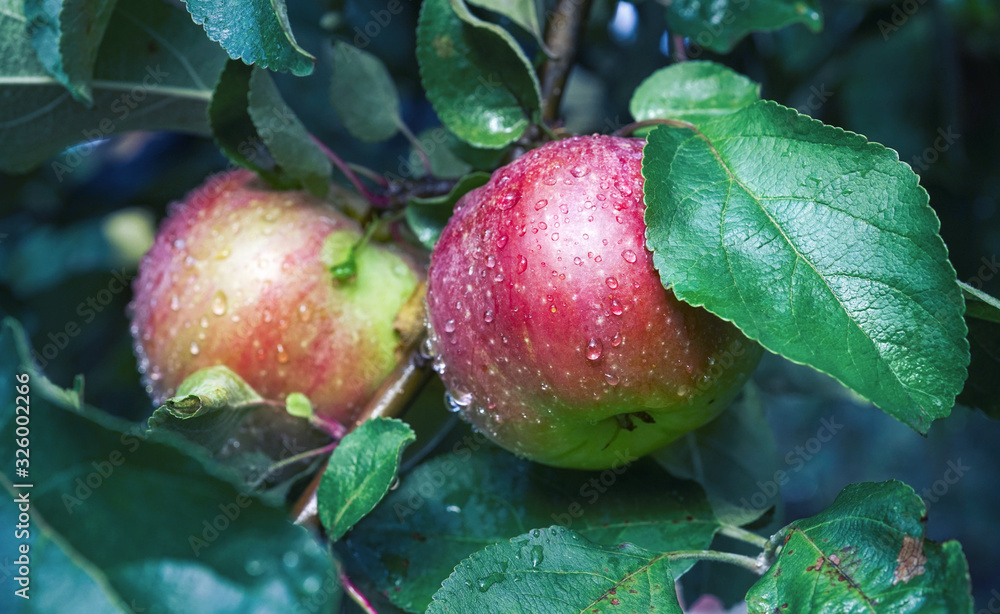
[329,41,401,142]
[182,0,315,76]
[0,326,337,613]
[416,0,541,148]
[747,481,973,613]
[642,100,969,434]
[344,447,719,612]
[24,0,118,105]
[428,526,683,614]
[149,366,333,495]
[0,0,227,174]
[208,59,332,196]
[405,171,491,249]
[666,0,823,54]
[629,60,760,126]
[960,280,1000,323]
[654,383,779,527]
[318,418,415,542]
[466,0,545,46]
[286,392,314,418]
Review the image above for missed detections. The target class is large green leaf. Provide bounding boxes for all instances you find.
[317,418,415,542]
[182,0,315,76]
[24,0,118,105]
[630,60,760,126]
[467,0,545,46]
[208,59,332,196]
[642,101,969,434]
[416,0,541,148]
[0,321,339,613]
[665,0,823,55]
[428,527,683,614]
[747,481,973,613]
[149,366,333,496]
[345,447,720,612]
[329,41,401,143]
[0,0,227,174]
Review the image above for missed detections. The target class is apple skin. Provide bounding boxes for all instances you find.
[129,169,423,425]
[426,135,761,469]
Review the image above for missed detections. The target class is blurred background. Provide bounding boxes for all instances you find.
[1,0,999,607]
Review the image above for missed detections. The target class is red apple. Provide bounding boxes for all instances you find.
[130,169,424,425]
[426,135,761,469]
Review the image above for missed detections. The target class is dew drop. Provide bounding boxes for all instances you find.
[298,303,312,322]
[277,344,289,364]
[444,319,457,333]
[189,341,200,355]
[498,192,518,210]
[606,277,618,289]
[211,291,227,316]
[611,331,623,347]
[551,233,559,241]
[574,257,583,266]
[586,338,603,361]
[605,373,620,386]
[610,299,623,316]
[494,272,505,282]
[485,255,496,268]
[199,317,208,328]
[534,199,549,210]
[543,176,557,186]
[622,249,637,263]
[484,310,494,323]
[496,234,509,249]
[571,164,590,178]
[517,255,528,274]
[169,295,180,311]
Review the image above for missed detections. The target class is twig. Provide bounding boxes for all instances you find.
[397,120,434,177]
[337,558,380,614]
[348,163,389,187]
[666,550,767,576]
[611,118,696,137]
[309,135,391,207]
[718,524,769,550]
[539,0,595,122]
[291,327,434,526]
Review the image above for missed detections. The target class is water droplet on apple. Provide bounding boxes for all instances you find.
[622,249,637,263]
[606,277,618,289]
[169,295,180,311]
[494,272,504,282]
[534,199,548,210]
[211,291,227,316]
[586,338,603,361]
[172,238,186,250]
[444,319,457,333]
[484,310,494,323]
[498,191,518,210]
[496,234,509,249]
[610,299,623,316]
[551,233,559,241]
[298,303,312,322]
[605,373,619,386]
[517,255,528,274]
[485,255,496,268]
[189,341,200,355]
[611,331,623,347]
[574,257,583,266]
[277,344,289,364]
[571,164,590,177]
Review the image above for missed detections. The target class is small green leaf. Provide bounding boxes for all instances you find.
[285,392,314,418]
[747,481,973,613]
[0,0,227,174]
[208,59,332,196]
[149,366,333,495]
[182,0,315,75]
[467,0,545,46]
[24,0,118,105]
[630,60,760,126]
[329,41,401,142]
[318,418,416,542]
[406,171,490,249]
[345,447,719,612]
[2,317,84,410]
[428,526,683,613]
[416,0,541,148]
[666,0,823,54]
[642,100,969,434]
[654,383,779,527]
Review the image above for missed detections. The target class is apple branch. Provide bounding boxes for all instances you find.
[540,0,594,123]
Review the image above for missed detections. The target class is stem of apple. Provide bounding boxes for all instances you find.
[666,550,767,576]
[611,118,698,138]
[540,0,595,123]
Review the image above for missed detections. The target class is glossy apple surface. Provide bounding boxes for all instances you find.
[426,135,761,469]
[130,169,423,425]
